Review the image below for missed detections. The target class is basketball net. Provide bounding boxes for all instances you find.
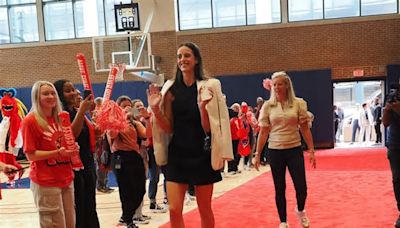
[109,63,126,81]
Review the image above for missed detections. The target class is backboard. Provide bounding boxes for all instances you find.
[92,32,153,73]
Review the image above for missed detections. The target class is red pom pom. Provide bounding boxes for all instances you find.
[96,100,126,132]
[263,78,272,91]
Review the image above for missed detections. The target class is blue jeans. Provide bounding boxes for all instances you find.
[388,147,400,211]
[147,147,165,201]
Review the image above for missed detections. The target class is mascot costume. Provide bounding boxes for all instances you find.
[0,88,27,184]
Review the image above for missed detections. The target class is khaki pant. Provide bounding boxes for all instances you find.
[31,181,75,228]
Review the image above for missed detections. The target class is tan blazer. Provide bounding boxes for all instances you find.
[152,78,233,170]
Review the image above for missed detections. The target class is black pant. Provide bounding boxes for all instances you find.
[351,119,360,142]
[375,123,382,143]
[228,140,240,172]
[112,151,146,224]
[74,164,100,228]
[269,147,307,223]
[388,148,400,211]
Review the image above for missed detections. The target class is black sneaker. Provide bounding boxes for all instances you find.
[126,223,138,228]
[163,197,168,205]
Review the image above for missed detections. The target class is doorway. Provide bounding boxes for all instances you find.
[333,80,385,148]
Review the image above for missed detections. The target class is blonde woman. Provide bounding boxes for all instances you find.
[255,72,316,228]
[22,81,75,228]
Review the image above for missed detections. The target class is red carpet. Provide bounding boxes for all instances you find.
[160,147,398,227]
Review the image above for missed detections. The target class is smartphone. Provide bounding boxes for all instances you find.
[133,107,144,118]
[4,166,28,175]
[83,90,92,99]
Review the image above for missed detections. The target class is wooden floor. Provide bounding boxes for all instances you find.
[0,162,269,228]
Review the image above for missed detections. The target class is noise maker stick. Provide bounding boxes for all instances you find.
[76,53,94,95]
[96,66,125,132]
[59,111,84,170]
[103,67,119,101]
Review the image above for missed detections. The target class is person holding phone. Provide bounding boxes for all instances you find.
[107,96,147,228]
[254,71,316,228]
[54,79,100,228]
[22,81,75,228]
[0,161,17,173]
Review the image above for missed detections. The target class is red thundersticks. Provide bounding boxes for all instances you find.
[59,111,84,170]
[76,53,94,96]
[103,67,118,101]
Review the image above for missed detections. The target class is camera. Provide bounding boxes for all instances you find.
[386,84,400,103]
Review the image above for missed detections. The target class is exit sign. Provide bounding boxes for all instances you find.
[353,69,364,77]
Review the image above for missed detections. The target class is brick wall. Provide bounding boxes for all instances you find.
[0,18,399,88]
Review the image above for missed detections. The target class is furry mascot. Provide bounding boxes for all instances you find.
[0,88,27,184]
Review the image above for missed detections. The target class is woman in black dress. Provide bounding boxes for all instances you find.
[148,42,222,228]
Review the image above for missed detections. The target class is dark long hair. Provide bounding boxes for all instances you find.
[53,79,69,110]
[175,42,208,83]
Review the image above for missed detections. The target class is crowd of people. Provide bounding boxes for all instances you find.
[0,40,398,228]
[335,97,383,145]
[0,42,320,228]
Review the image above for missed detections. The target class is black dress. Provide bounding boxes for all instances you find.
[166,80,222,185]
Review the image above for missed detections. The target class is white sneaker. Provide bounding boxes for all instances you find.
[279,222,289,228]
[132,217,149,224]
[295,208,310,228]
[184,193,191,206]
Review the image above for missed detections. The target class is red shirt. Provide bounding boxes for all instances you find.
[230,117,241,140]
[22,113,73,188]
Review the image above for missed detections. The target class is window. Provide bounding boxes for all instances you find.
[43,0,106,40]
[178,0,212,30]
[324,0,360,19]
[8,0,35,4]
[9,5,39,43]
[361,0,398,16]
[74,0,106,38]
[43,2,74,40]
[247,0,281,25]
[0,7,9,44]
[213,0,246,27]
[288,0,398,21]
[0,0,38,44]
[104,0,119,35]
[288,0,323,22]
[177,0,281,30]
